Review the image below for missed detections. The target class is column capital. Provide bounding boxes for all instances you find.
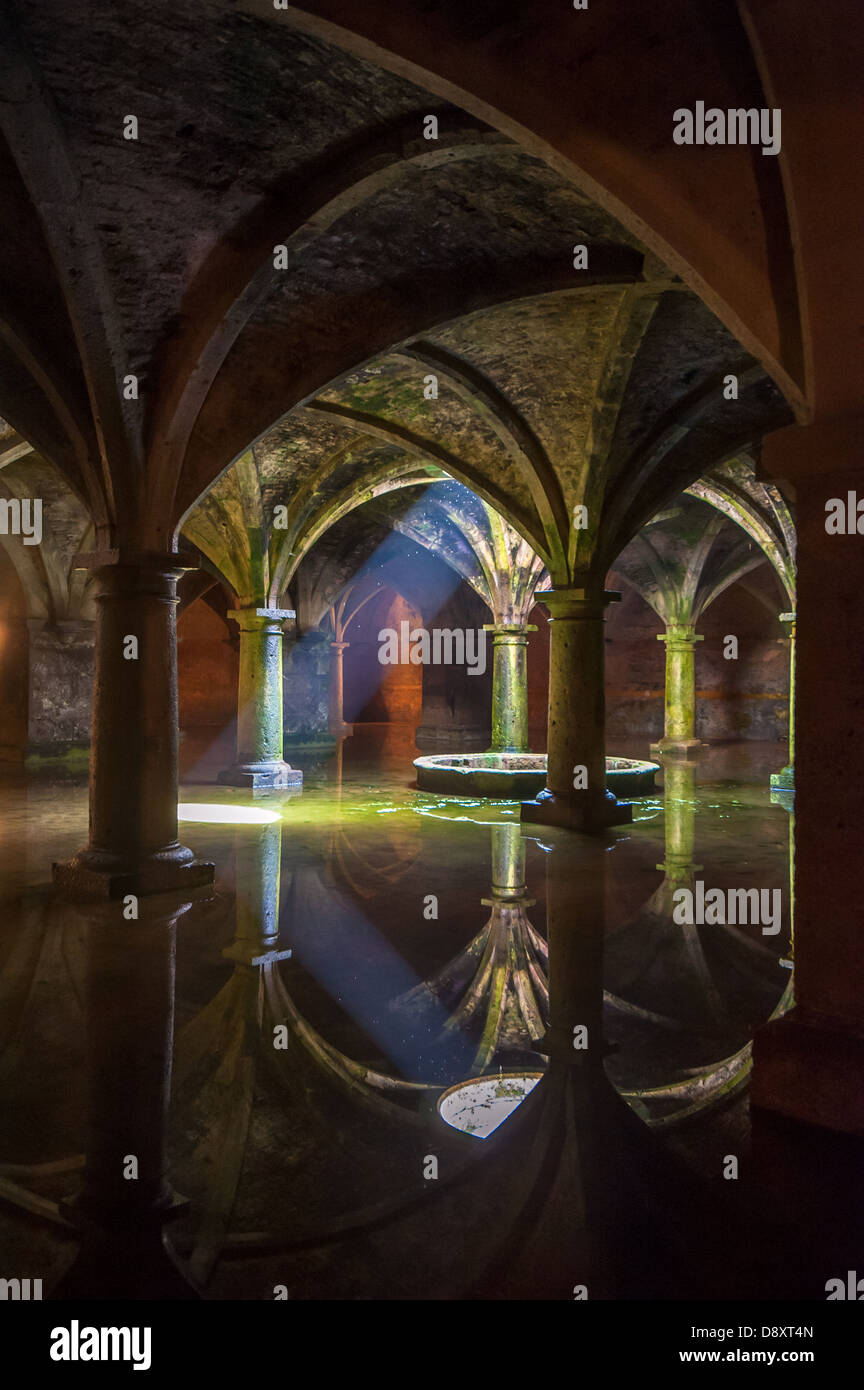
[657,624,703,646]
[483,623,538,638]
[74,552,199,602]
[533,588,620,619]
[227,607,295,632]
[330,639,350,651]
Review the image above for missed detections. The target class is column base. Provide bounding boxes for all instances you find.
[217,760,302,791]
[751,1007,864,1136]
[650,737,704,758]
[52,845,215,899]
[769,763,795,791]
[520,788,632,833]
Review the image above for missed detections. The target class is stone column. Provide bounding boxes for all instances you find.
[53,552,214,898]
[770,611,796,791]
[484,623,536,754]
[751,441,864,1135]
[328,638,352,736]
[650,622,704,756]
[219,607,301,791]
[521,588,631,831]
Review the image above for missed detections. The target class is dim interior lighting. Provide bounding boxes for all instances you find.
[177,803,281,824]
[438,1071,543,1139]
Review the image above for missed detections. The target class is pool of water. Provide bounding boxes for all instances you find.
[0,728,795,1298]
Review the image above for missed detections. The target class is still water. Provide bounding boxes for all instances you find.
[0,730,795,1299]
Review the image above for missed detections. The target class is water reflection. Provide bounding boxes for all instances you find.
[53,891,206,1299]
[604,754,792,1121]
[0,743,800,1298]
[395,822,548,1075]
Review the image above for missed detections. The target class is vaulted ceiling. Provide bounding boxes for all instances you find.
[0,0,795,566]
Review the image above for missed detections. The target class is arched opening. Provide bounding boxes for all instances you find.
[343,589,423,727]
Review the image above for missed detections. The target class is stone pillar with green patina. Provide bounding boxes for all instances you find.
[657,757,700,887]
[646,756,703,920]
[521,588,631,832]
[484,622,536,754]
[219,608,301,791]
[651,622,704,757]
[770,611,796,791]
[487,821,530,901]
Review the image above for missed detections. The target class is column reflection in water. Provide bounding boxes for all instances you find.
[53,890,204,1300]
[651,754,723,1027]
[172,819,290,1287]
[467,835,654,1300]
[400,821,548,1078]
[603,753,794,1122]
[769,784,795,966]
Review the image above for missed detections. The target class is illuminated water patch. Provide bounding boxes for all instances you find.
[177,803,281,825]
[438,1072,543,1139]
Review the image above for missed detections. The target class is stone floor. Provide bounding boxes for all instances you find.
[0,729,858,1299]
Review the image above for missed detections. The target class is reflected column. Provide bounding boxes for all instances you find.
[54,890,204,1299]
[770,611,796,791]
[651,756,701,913]
[180,819,290,1287]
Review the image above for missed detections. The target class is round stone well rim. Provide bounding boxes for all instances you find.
[413,751,659,798]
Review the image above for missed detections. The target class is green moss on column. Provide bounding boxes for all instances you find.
[219,608,302,791]
[484,623,535,753]
[659,758,699,884]
[489,821,528,898]
[651,623,704,756]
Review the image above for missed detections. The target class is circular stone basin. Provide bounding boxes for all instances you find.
[438,1072,544,1139]
[414,752,658,799]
